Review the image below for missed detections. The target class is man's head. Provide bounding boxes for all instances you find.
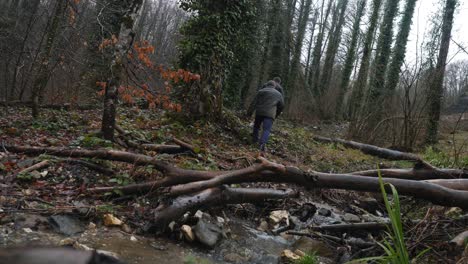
[273,77,281,84]
[265,80,276,87]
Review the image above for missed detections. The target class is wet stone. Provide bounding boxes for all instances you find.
[49,215,84,236]
[317,208,332,217]
[193,219,223,248]
[342,213,360,223]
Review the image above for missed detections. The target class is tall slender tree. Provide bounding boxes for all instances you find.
[385,0,418,93]
[348,0,382,120]
[318,0,349,97]
[336,0,366,118]
[426,0,457,143]
[308,0,333,94]
[304,9,319,82]
[287,0,313,103]
[101,0,144,140]
[363,0,400,128]
[30,0,67,119]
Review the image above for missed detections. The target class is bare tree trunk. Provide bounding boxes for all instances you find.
[426,0,457,143]
[101,0,144,140]
[30,0,66,119]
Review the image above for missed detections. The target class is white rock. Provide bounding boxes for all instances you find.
[168,221,176,231]
[216,216,225,224]
[194,210,204,219]
[23,228,33,233]
[269,210,289,225]
[181,225,195,242]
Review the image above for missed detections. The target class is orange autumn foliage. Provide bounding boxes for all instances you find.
[96,40,199,113]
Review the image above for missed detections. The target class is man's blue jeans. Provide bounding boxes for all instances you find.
[253,115,274,150]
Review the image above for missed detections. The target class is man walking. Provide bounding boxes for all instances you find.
[247,80,284,151]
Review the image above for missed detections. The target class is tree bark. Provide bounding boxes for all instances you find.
[30,0,67,119]
[348,0,382,121]
[336,0,366,118]
[426,0,457,143]
[148,187,297,231]
[101,0,144,140]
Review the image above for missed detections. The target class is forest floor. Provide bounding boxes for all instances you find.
[0,106,467,263]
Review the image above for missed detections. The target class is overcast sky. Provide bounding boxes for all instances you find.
[406,0,468,64]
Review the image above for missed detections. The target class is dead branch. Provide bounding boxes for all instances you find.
[18,160,50,175]
[172,137,195,152]
[148,186,297,230]
[115,126,192,154]
[140,144,185,154]
[2,145,173,173]
[309,222,389,232]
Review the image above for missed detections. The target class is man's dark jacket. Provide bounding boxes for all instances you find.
[247,82,284,119]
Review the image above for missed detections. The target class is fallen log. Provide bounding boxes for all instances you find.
[351,168,468,180]
[5,145,468,209]
[161,158,285,197]
[426,179,468,191]
[313,136,426,164]
[2,145,173,172]
[148,186,297,230]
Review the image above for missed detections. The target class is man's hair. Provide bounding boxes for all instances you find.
[273,77,281,84]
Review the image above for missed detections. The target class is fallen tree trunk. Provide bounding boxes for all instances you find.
[5,145,468,209]
[426,179,468,191]
[313,136,424,163]
[148,186,297,230]
[3,145,174,173]
[351,168,468,180]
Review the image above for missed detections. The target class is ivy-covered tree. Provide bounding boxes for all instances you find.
[318,0,349,97]
[426,0,457,143]
[384,0,418,93]
[363,0,399,128]
[348,0,382,121]
[336,0,366,118]
[178,0,255,119]
[224,0,263,109]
